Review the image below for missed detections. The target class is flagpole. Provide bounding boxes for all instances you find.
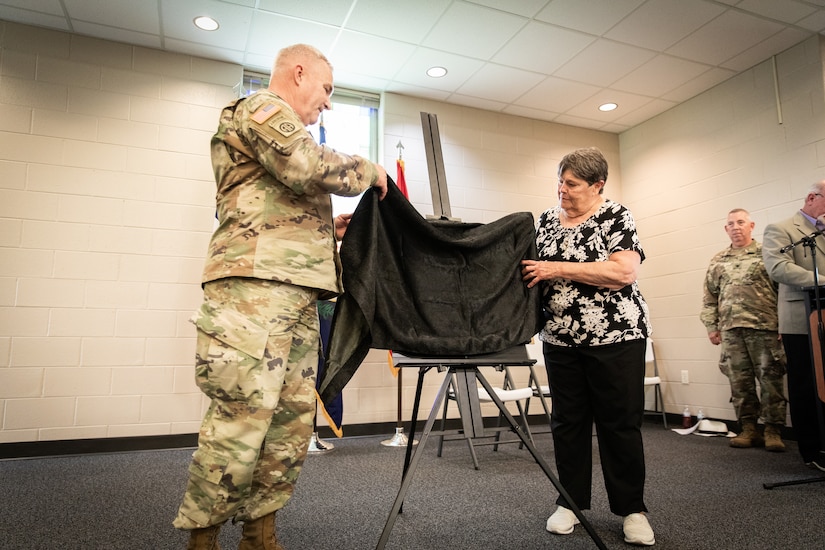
[382,142,417,448]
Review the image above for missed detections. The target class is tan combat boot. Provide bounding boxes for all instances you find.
[764,424,786,452]
[186,525,221,550]
[729,421,764,448]
[238,512,285,550]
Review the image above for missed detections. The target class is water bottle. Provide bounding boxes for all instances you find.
[682,406,692,428]
[697,408,705,424]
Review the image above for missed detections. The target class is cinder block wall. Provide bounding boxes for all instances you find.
[621,35,825,423]
[0,21,239,443]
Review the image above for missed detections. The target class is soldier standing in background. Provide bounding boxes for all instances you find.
[173,43,387,549]
[701,208,787,451]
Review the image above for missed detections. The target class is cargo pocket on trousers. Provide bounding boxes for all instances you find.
[191,300,269,401]
[183,448,231,526]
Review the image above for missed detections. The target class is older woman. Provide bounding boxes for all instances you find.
[521,147,654,546]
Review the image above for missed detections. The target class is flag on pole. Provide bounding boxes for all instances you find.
[313,116,344,436]
[316,300,343,436]
[318,112,327,145]
[387,154,410,376]
[396,158,409,199]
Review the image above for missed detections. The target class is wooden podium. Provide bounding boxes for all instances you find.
[803,285,825,404]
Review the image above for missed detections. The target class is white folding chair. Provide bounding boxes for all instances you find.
[436,366,535,469]
[644,338,668,428]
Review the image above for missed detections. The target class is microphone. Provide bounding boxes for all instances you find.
[781,215,825,252]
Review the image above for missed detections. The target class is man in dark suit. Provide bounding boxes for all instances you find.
[763,180,825,471]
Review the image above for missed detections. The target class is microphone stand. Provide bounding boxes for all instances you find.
[765,228,825,489]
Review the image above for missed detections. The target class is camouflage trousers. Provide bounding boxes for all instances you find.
[719,327,787,425]
[173,278,319,530]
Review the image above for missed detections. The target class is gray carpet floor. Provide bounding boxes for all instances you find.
[1,421,824,549]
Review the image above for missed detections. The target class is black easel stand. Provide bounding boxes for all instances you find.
[764,231,825,489]
[375,347,608,549]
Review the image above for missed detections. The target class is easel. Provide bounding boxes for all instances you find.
[376,347,606,549]
[764,231,825,489]
[375,113,606,549]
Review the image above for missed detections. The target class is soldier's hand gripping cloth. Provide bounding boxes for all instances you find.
[318,180,543,405]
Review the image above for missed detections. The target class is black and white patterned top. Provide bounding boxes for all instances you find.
[536,199,651,347]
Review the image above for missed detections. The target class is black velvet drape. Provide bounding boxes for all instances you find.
[318,180,543,405]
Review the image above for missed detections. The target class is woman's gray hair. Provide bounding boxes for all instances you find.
[558,147,608,193]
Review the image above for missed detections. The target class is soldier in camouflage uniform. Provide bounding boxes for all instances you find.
[701,208,787,452]
[174,44,388,550]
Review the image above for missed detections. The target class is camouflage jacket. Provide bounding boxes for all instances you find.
[701,240,779,332]
[203,90,378,298]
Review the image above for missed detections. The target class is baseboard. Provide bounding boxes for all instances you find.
[0,414,795,460]
[0,415,553,460]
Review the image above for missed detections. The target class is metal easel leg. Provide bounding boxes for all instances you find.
[377,369,452,549]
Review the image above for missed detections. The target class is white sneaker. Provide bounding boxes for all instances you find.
[623,513,655,546]
[546,505,580,534]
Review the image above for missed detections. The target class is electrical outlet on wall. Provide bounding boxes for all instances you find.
[681,370,689,384]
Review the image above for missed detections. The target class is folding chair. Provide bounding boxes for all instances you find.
[644,338,668,428]
[436,367,535,469]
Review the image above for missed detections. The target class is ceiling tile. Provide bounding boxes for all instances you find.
[502,104,559,123]
[161,0,254,48]
[423,2,527,60]
[245,11,339,59]
[255,0,354,26]
[554,39,656,87]
[797,9,825,31]
[330,30,417,81]
[384,81,451,102]
[445,93,507,112]
[0,4,69,30]
[165,37,245,66]
[611,54,714,97]
[346,0,450,43]
[566,89,655,121]
[736,0,816,24]
[666,10,785,66]
[3,0,62,15]
[456,63,545,103]
[72,20,161,49]
[65,0,159,34]
[612,97,679,127]
[517,76,601,112]
[604,0,725,51]
[493,20,595,74]
[464,0,551,18]
[392,47,484,91]
[661,67,737,103]
[534,0,644,35]
[721,27,810,72]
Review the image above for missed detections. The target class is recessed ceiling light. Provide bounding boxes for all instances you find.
[426,66,447,78]
[193,16,219,31]
[599,102,618,112]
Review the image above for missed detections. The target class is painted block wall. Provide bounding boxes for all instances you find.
[621,35,825,424]
[0,21,239,442]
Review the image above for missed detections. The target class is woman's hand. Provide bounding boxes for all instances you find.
[521,259,553,289]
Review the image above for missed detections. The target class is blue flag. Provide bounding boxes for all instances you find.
[316,300,343,436]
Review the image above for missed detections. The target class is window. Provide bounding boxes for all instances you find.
[239,72,380,215]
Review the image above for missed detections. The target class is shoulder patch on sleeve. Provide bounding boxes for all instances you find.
[251,103,281,124]
[270,118,300,138]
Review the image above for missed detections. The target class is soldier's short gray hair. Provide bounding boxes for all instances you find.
[272,44,332,76]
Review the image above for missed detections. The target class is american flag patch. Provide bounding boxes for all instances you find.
[251,103,281,124]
